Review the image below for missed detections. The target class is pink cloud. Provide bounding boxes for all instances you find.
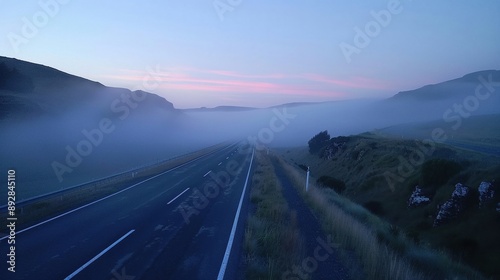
[159,78,343,98]
[102,66,388,100]
[298,73,390,90]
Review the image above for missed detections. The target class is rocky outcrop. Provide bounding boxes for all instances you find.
[434,183,471,227]
[408,186,430,207]
[478,181,495,207]
[320,137,349,160]
[321,145,337,160]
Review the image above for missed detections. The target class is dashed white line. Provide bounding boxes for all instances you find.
[218,162,222,166]
[133,177,189,210]
[167,188,190,205]
[65,229,135,279]
[203,170,212,177]
[0,158,198,241]
[226,157,229,159]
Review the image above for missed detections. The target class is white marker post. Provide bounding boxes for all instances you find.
[306,166,310,192]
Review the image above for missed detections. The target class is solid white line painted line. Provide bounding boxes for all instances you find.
[0,152,211,241]
[217,149,254,280]
[167,188,190,205]
[64,229,135,280]
[203,170,211,177]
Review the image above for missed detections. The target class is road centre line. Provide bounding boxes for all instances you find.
[167,188,190,205]
[133,178,188,210]
[0,146,232,241]
[64,229,135,279]
[203,170,212,177]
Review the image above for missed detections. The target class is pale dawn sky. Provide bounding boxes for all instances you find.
[1,0,499,108]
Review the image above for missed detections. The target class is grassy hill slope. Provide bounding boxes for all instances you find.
[277,134,500,277]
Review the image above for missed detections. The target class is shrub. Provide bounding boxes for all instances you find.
[308,130,330,155]
[420,159,462,188]
[448,238,479,260]
[363,201,385,216]
[316,175,346,194]
[297,164,308,172]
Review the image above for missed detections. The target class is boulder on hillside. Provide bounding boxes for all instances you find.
[408,186,430,207]
[434,183,471,227]
[478,181,495,207]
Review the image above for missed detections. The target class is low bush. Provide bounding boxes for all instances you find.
[316,175,346,194]
[420,159,462,189]
[363,201,385,216]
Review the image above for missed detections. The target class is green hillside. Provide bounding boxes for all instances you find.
[277,133,500,277]
[377,114,500,151]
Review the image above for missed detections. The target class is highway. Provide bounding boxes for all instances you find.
[0,143,255,280]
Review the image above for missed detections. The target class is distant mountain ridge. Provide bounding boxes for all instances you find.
[1,56,498,120]
[184,105,257,112]
[390,70,500,101]
[0,56,175,120]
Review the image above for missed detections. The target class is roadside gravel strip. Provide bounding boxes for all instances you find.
[271,158,350,280]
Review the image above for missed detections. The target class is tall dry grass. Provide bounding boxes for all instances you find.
[244,151,304,279]
[276,155,484,280]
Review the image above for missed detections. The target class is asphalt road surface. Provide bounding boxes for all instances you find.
[0,143,255,280]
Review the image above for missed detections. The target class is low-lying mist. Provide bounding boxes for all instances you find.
[1,69,499,201]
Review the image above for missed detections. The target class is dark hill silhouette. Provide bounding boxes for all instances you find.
[0,56,175,120]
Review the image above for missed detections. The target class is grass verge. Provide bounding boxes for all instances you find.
[243,150,304,279]
[275,154,485,280]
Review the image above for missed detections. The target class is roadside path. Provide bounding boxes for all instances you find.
[271,158,350,280]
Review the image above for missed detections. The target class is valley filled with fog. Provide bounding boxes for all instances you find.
[1,57,499,200]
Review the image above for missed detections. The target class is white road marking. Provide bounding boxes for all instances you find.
[167,188,190,205]
[0,158,210,241]
[154,224,163,231]
[64,229,135,280]
[217,149,254,280]
[203,170,212,177]
[226,157,229,159]
[117,215,129,221]
[0,156,200,241]
[133,178,189,210]
[218,162,222,166]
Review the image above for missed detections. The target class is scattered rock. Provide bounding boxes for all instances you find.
[478,181,495,207]
[434,183,471,227]
[321,145,337,160]
[320,138,348,160]
[408,186,430,207]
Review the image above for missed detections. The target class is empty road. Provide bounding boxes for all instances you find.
[0,143,255,280]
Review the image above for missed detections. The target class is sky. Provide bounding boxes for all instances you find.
[1,0,499,109]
